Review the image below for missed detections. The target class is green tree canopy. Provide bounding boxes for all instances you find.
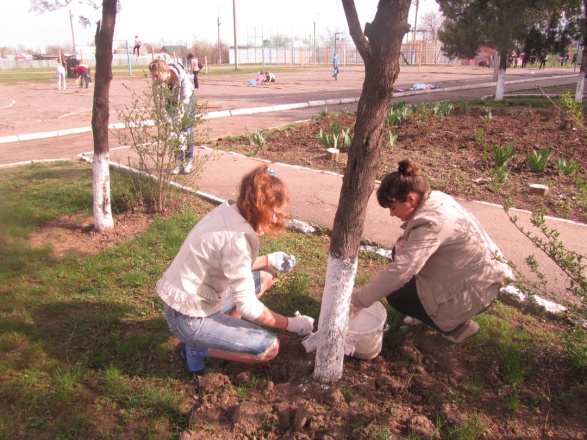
[438,0,551,59]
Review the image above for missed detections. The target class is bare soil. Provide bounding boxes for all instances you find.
[212,105,587,225]
[28,105,587,439]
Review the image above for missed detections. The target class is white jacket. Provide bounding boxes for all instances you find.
[157,201,265,321]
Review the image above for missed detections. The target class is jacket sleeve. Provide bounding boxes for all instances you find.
[354,218,441,308]
[222,232,265,321]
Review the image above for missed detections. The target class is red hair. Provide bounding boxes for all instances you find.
[237,165,289,236]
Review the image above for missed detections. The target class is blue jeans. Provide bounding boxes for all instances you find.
[163,307,276,357]
[163,271,275,357]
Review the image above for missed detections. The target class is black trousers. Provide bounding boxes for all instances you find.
[193,71,199,89]
[386,276,443,332]
[386,277,472,334]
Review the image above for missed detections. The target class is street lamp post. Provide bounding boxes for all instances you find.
[69,7,77,55]
[233,0,238,70]
[217,7,222,64]
[313,13,320,65]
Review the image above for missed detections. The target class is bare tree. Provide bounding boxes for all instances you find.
[419,10,444,41]
[313,0,411,383]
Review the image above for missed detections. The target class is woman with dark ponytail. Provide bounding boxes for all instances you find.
[157,165,315,375]
[351,160,513,343]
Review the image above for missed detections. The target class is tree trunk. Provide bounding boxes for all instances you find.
[577,1,587,104]
[576,70,585,104]
[313,0,411,384]
[495,50,508,101]
[92,0,117,232]
[93,151,112,230]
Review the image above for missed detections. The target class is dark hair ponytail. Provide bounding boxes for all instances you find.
[376,159,429,208]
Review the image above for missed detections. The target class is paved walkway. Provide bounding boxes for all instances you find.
[1,65,586,300]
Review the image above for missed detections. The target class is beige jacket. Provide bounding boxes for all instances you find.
[156,201,265,321]
[354,191,513,332]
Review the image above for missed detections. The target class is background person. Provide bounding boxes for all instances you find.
[187,53,202,89]
[133,36,142,55]
[255,71,266,84]
[265,71,276,83]
[56,59,66,91]
[157,165,315,375]
[350,160,513,343]
[149,59,195,174]
[75,62,90,88]
[332,53,339,80]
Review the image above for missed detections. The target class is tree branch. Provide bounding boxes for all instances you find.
[342,0,372,60]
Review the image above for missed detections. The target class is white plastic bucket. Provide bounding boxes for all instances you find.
[347,301,388,360]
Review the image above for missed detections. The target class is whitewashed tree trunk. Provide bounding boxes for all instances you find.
[93,152,114,231]
[495,68,506,101]
[91,1,116,232]
[575,70,585,103]
[495,51,507,101]
[312,0,411,383]
[314,255,357,383]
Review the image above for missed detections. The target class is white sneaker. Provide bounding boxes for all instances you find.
[183,162,193,173]
[171,166,181,175]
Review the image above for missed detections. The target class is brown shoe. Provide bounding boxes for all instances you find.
[442,320,480,343]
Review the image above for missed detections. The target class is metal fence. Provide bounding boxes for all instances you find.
[228,41,452,67]
[0,40,453,70]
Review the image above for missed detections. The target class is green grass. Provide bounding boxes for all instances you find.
[1,161,586,439]
[0,64,311,85]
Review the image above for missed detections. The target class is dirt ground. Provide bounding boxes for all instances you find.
[213,104,587,224]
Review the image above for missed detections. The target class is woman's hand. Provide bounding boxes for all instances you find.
[267,252,296,273]
[349,295,364,320]
[286,315,314,335]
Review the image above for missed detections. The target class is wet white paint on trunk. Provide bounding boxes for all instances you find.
[575,71,585,103]
[93,151,114,231]
[313,254,358,383]
[495,68,506,101]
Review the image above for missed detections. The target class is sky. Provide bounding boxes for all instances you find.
[1,0,440,52]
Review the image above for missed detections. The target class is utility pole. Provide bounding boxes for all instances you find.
[314,13,320,54]
[412,0,420,43]
[217,7,222,64]
[233,0,238,70]
[69,7,77,55]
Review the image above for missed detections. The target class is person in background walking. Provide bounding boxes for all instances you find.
[187,54,202,89]
[133,36,142,56]
[332,53,339,81]
[56,59,66,91]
